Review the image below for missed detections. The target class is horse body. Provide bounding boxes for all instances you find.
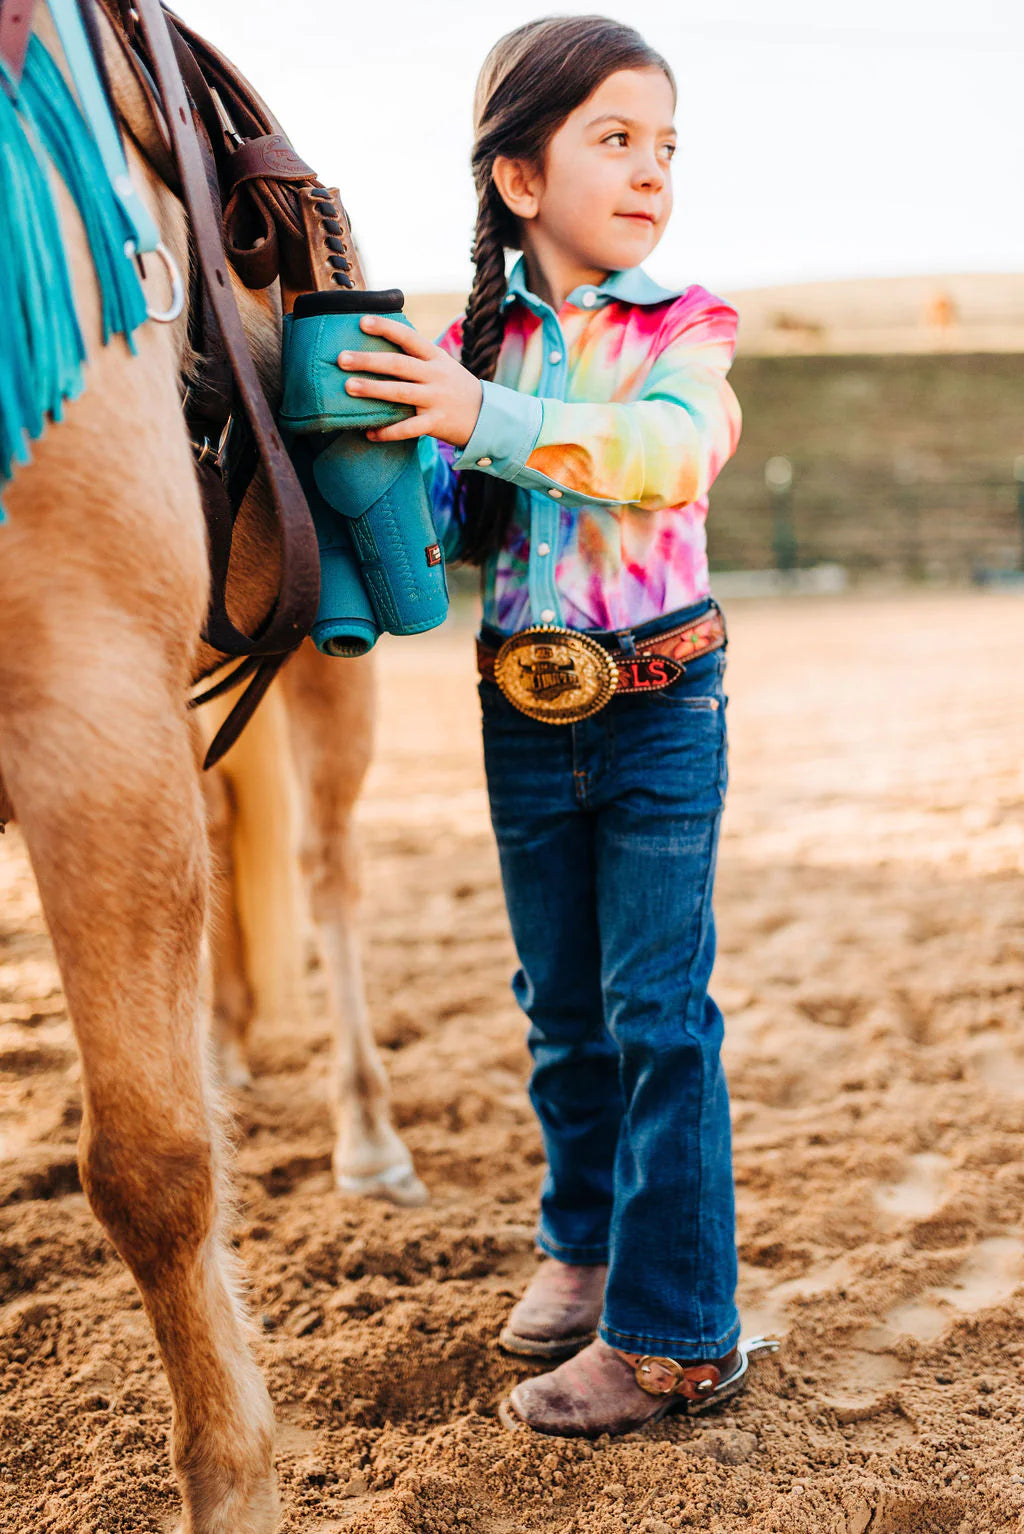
[0,10,420,1527]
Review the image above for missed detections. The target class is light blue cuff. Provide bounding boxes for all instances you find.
[506,462,631,510]
[454,381,630,510]
[454,380,543,479]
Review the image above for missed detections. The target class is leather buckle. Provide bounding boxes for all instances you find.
[634,1355,721,1399]
[493,626,618,724]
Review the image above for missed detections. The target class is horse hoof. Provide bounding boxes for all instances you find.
[334,1161,429,1208]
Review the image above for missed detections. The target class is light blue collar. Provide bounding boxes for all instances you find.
[502,254,681,314]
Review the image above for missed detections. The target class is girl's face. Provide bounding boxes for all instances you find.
[506,67,677,279]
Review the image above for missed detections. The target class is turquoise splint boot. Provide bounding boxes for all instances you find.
[280,289,448,656]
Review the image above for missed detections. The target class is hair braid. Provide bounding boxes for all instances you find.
[457,187,517,565]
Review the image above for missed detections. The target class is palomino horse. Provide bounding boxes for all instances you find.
[0,6,420,1528]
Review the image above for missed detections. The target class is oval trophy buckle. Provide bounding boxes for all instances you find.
[493,626,619,724]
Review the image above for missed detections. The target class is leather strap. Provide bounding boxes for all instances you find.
[224,134,315,189]
[618,1350,728,1401]
[15,0,349,766]
[130,0,320,666]
[92,2,176,187]
[192,652,289,771]
[0,0,36,79]
[477,606,727,695]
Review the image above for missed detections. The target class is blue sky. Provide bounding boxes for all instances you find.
[176,0,1024,295]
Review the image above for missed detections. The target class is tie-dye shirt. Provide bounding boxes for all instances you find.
[418,255,741,634]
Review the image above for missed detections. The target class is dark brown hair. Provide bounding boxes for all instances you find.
[457,15,675,565]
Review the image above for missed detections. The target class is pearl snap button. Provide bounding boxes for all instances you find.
[548,350,563,365]
[548,488,563,499]
[537,542,551,556]
[476,456,493,467]
[541,609,555,622]
[581,291,597,308]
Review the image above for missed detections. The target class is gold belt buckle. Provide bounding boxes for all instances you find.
[493,625,619,724]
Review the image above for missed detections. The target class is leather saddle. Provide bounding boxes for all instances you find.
[0,0,356,765]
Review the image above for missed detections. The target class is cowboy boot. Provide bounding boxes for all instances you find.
[498,1259,608,1361]
[499,1336,778,1438]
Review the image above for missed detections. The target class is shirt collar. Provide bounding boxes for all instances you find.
[502,254,682,314]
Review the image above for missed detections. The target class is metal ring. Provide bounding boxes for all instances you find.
[145,241,185,324]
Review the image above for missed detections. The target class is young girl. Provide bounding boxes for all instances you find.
[336,15,767,1438]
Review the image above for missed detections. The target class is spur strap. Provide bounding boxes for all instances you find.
[623,1336,780,1407]
[624,1352,728,1401]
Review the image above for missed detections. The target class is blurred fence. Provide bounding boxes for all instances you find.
[711,458,1024,581]
[710,354,1024,581]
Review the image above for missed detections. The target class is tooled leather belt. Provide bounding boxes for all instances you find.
[476,602,726,725]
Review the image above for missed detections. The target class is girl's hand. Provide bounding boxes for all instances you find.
[336,316,483,446]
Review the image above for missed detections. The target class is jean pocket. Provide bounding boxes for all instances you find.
[653,691,723,711]
[650,650,726,711]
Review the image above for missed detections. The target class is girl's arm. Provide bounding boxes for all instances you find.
[461,295,740,514]
[337,291,741,518]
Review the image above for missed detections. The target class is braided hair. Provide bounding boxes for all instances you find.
[457,177,519,565]
[456,16,675,566]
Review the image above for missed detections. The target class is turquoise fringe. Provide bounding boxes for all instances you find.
[21,38,146,348]
[0,58,85,514]
[0,37,149,516]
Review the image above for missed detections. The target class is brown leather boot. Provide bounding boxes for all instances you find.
[498,1258,608,1360]
[499,1336,776,1438]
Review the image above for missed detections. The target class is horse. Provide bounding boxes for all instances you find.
[0,3,420,1526]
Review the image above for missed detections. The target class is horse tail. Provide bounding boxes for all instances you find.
[206,677,309,1036]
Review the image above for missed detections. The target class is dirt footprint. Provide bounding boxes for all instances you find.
[884,1235,1024,1343]
[971,1039,1024,1098]
[817,1344,912,1418]
[839,1490,964,1534]
[873,1151,952,1222]
[740,1251,859,1339]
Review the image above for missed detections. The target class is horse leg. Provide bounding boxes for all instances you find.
[0,636,278,1532]
[0,198,277,1515]
[281,645,427,1206]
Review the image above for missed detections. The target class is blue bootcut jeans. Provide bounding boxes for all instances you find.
[480,600,740,1360]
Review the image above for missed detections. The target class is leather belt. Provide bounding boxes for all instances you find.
[476,604,726,725]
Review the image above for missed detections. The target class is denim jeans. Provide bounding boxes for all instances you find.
[480,602,740,1358]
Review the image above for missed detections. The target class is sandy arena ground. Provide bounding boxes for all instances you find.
[2,589,1024,1533]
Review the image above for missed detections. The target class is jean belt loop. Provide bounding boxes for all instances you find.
[615,628,636,658]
